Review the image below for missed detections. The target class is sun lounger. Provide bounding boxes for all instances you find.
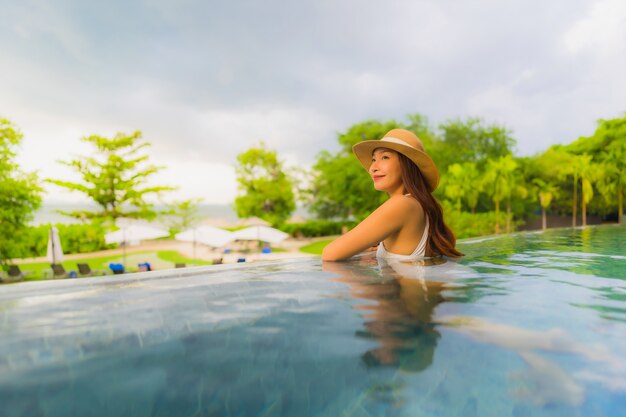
[138,262,152,272]
[50,264,69,279]
[1,265,29,283]
[108,263,125,274]
[77,263,107,276]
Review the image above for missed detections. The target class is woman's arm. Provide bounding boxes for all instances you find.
[322,196,416,261]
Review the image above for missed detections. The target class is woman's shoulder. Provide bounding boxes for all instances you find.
[385,194,423,208]
[380,194,424,215]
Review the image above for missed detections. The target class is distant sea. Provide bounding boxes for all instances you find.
[31,204,309,226]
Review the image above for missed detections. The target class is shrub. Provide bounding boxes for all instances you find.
[14,222,112,259]
[281,220,358,238]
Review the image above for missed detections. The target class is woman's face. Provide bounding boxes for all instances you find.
[369,148,404,195]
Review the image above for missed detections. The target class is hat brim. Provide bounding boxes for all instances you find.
[352,141,440,191]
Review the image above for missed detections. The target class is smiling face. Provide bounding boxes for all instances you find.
[369,148,405,195]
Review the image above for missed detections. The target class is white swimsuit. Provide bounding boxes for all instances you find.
[376,196,430,260]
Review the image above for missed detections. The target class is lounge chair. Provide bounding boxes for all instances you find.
[108,263,125,274]
[77,263,107,276]
[2,265,28,282]
[50,264,69,279]
[175,263,186,268]
[138,262,152,272]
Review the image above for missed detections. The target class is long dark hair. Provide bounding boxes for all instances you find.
[398,153,464,258]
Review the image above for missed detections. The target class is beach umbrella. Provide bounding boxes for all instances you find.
[105,224,169,267]
[175,226,234,262]
[46,225,64,264]
[232,226,289,244]
[237,216,271,227]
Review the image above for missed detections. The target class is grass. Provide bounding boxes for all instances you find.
[299,239,332,255]
[11,250,213,281]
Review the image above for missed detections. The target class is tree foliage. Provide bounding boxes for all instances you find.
[296,109,626,236]
[162,198,204,236]
[234,143,295,225]
[436,117,516,171]
[0,117,43,264]
[47,131,174,224]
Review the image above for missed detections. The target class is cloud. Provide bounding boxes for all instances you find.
[2,0,625,204]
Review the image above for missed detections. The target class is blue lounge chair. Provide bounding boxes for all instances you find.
[109,263,125,274]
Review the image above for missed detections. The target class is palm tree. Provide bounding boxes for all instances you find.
[532,179,559,230]
[576,154,601,226]
[462,162,482,213]
[444,163,465,213]
[483,155,517,234]
[444,162,482,213]
[602,140,626,223]
[537,148,577,227]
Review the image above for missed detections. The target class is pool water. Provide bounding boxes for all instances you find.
[1,224,625,416]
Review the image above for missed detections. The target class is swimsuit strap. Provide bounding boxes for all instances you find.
[413,215,429,256]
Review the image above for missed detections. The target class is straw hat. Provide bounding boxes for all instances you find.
[352,128,440,191]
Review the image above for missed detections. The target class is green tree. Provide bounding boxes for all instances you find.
[437,117,516,172]
[443,164,465,213]
[483,155,518,234]
[162,198,203,236]
[443,162,482,213]
[0,117,43,264]
[540,147,581,227]
[595,117,626,223]
[576,154,601,227]
[234,143,295,225]
[47,131,174,223]
[532,178,559,230]
[506,169,528,233]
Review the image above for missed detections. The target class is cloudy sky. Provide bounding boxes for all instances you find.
[2,0,625,205]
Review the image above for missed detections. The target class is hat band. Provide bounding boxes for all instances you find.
[380,136,415,150]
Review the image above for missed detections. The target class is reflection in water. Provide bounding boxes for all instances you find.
[324,255,451,373]
[325,252,626,409]
[438,315,626,406]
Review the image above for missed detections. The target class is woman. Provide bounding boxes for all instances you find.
[322,128,462,261]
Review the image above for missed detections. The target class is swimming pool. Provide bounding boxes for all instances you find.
[1,224,625,416]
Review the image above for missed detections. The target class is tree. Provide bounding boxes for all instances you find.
[162,198,203,236]
[603,140,626,223]
[532,179,559,230]
[437,117,516,172]
[234,143,295,225]
[443,162,482,213]
[443,164,465,213]
[47,131,174,224]
[576,154,600,226]
[595,116,626,223]
[483,155,518,234]
[0,117,42,264]
[540,147,581,227]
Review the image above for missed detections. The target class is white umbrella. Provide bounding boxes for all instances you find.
[237,216,271,227]
[175,226,234,262]
[176,226,233,247]
[232,226,289,244]
[46,225,64,264]
[105,224,169,267]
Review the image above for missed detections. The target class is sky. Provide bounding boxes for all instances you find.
[1,0,625,205]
